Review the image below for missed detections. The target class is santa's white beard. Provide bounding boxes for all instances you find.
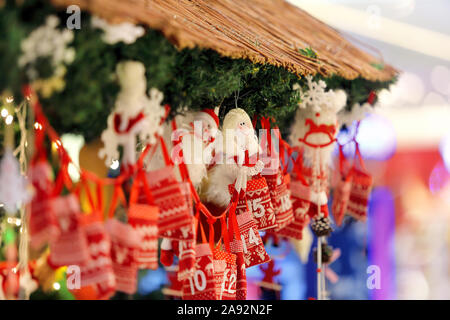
[200,129,260,207]
[200,162,237,207]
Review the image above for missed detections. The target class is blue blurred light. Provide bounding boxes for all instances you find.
[138,267,167,295]
[336,115,396,161]
[428,162,449,194]
[357,115,396,161]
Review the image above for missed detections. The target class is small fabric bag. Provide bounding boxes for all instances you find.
[230,239,247,300]
[213,247,237,300]
[105,218,141,295]
[28,162,60,249]
[176,239,196,281]
[265,171,294,231]
[331,144,353,226]
[234,208,270,268]
[244,175,277,230]
[228,178,277,231]
[347,144,373,221]
[80,213,116,300]
[145,138,194,241]
[181,243,217,300]
[49,194,89,267]
[127,170,159,269]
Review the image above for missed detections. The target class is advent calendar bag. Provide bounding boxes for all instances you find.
[347,145,373,221]
[332,175,352,226]
[160,238,196,281]
[275,179,311,240]
[49,194,89,267]
[332,144,353,226]
[213,247,237,300]
[28,162,60,249]
[176,240,196,281]
[230,239,246,300]
[105,218,141,295]
[146,166,194,240]
[80,213,116,300]
[235,209,270,268]
[244,175,277,230]
[266,171,294,231]
[128,171,159,269]
[213,259,226,299]
[146,137,194,241]
[182,243,217,300]
[180,181,194,218]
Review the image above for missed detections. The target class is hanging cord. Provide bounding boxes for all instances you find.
[170,119,240,248]
[9,99,33,299]
[314,147,323,300]
[21,85,171,202]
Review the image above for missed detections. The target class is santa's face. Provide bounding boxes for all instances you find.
[201,120,218,143]
[237,119,253,136]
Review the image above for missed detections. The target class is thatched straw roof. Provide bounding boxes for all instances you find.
[51,0,397,81]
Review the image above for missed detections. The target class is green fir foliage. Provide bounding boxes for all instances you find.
[0,0,395,142]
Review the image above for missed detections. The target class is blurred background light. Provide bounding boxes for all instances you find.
[428,161,450,194]
[439,132,450,172]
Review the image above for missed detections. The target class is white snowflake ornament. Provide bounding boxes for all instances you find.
[18,15,75,81]
[0,150,32,214]
[91,16,145,45]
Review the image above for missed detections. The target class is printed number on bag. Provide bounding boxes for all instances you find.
[250,199,265,218]
[241,228,260,253]
[221,269,236,295]
[188,270,207,294]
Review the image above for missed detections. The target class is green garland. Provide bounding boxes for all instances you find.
[0,0,395,143]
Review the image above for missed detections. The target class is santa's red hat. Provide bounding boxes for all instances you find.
[196,108,219,128]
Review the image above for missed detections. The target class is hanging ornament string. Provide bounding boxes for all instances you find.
[170,119,239,247]
[13,100,32,287]
[22,85,171,207]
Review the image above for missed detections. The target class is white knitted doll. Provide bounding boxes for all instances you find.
[98,61,165,167]
[290,76,346,211]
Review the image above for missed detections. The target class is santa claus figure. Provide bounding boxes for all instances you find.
[290,76,346,235]
[171,108,220,189]
[201,108,264,208]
